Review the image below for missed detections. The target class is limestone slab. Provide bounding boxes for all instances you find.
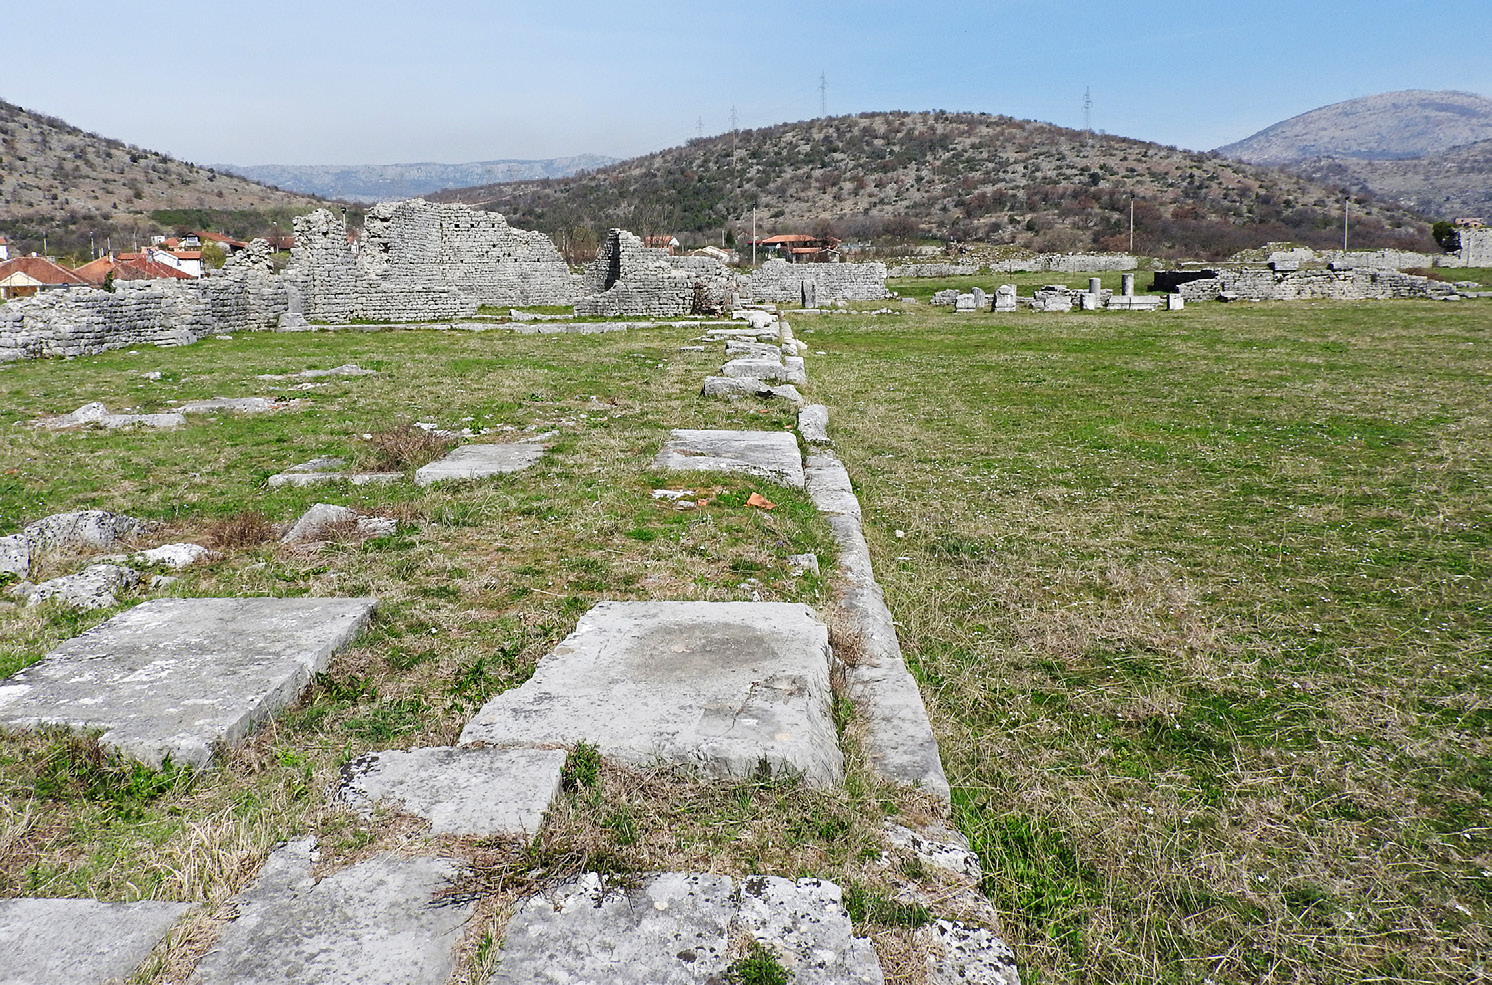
[24,510,151,556]
[917,920,1021,985]
[799,404,831,445]
[722,357,806,385]
[189,839,470,985]
[460,601,842,786]
[414,442,545,485]
[700,376,804,404]
[281,504,396,544]
[22,562,139,610]
[655,429,805,489]
[0,596,376,767]
[0,898,191,985]
[338,746,566,836]
[179,397,281,413]
[490,871,883,985]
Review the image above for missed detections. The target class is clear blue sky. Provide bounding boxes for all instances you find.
[6,1,1488,166]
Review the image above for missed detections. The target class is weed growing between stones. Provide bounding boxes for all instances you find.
[357,421,457,472]
[725,941,791,985]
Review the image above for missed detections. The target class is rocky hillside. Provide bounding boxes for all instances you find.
[1217,90,1492,164]
[217,156,618,202]
[433,111,1436,260]
[1290,138,1492,219]
[0,99,322,259]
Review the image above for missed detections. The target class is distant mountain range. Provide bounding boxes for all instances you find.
[1215,90,1492,217]
[215,156,619,202]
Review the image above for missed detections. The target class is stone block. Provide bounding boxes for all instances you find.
[0,596,377,767]
[655,429,805,489]
[700,377,804,404]
[721,357,806,385]
[460,601,843,786]
[798,404,831,445]
[21,562,139,610]
[414,442,546,485]
[917,920,1021,985]
[338,746,566,837]
[23,510,151,556]
[188,839,470,985]
[178,397,281,414]
[489,871,883,985]
[281,504,397,544]
[0,898,191,985]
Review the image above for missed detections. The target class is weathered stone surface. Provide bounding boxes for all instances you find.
[461,601,842,786]
[414,442,546,486]
[742,258,890,305]
[724,340,784,358]
[804,454,860,520]
[490,871,883,985]
[0,898,191,985]
[178,396,282,414]
[917,920,1021,985]
[338,746,567,836]
[884,823,981,882]
[35,401,185,429]
[22,562,139,610]
[189,839,470,985]
[280,504,396,544]
[0,535,29,578]
[805,452,950,804]
[700,377,804,404]
[721,356,806,384]
[787,553,821,577]
[799,405,831,445]
[23,510,151,557]
[656,429,805,489]
[0,597,376,767]
[132,543,211,568]
[256,364,376,380]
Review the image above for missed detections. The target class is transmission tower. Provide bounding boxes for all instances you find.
[1083,86,1092,132]
[819,72,828,117]
[697,116,704,140]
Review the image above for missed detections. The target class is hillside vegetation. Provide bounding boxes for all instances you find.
[217,156,620,202]
[433,111,1437,260]
[0,99,322,259]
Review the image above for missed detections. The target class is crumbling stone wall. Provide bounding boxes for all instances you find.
[575,229,736,317]
[0,248,288,363]
[741,258,889,304]
[989,252,1137,273]
[287,201,576,322]
[1460,227,1492,267]
[886,262,981,278]
[1177,266,1456,302]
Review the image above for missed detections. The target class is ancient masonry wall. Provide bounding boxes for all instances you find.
[287,201,577,322]
[575,230,736,317]
[0,247,288,363]
[1460,227,1492,267]
[741,258,890,304]
[1177,266,1456,302]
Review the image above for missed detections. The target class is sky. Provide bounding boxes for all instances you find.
[5,1,1490,167]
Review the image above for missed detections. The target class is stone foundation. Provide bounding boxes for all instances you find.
[1177,265,1456,302]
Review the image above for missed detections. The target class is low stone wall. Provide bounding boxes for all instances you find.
[1460,227,1492,267]
[741,259,889,304]
[989,252,1138,273]
[885,263,980,278]
[1177,266,1456,302]
[0,260,287,363]
[575,229,736,317]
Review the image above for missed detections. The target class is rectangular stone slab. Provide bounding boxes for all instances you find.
[655,429,805,489]
[460,601,842,786]
[490,871,883,984]
[189,839,470,985]
[0,898,190,985]
[337,746,566,837]
[414,442,546,485]
[0,597,376,768]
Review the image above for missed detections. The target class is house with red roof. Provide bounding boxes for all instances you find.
[0,256,88,299]
[748,233,842,263]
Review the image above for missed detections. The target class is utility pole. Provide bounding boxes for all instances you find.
[1129,195,1135,253]
[752,207,757,266]
[1343,196,1350,251]
[697,116,704,140]
[819,71,828,117]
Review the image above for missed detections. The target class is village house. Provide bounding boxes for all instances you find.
[0,255,89,299]
[750,233,841,263]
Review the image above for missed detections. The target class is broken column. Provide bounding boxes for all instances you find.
[1121,273,1135,297]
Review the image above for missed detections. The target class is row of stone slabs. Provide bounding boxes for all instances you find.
[270,439,549,488]
[1,854,897,984]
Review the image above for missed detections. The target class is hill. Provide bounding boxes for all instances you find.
[1289,138,1492,219]
[0,99,323,260]
[216,156,619,203]
[431,111,1436,261]
[1216,90,1492,164]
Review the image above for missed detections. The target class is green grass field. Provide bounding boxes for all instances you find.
[0,295,1487,983]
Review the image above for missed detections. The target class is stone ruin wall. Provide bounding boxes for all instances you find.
[740,258,890,304]
[0,246,288,364]
[288,201,578,323]
[888,253,1137,278]
[1176,266,1456,302]
[1460,227,1492,267]
[575,230,736,317]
